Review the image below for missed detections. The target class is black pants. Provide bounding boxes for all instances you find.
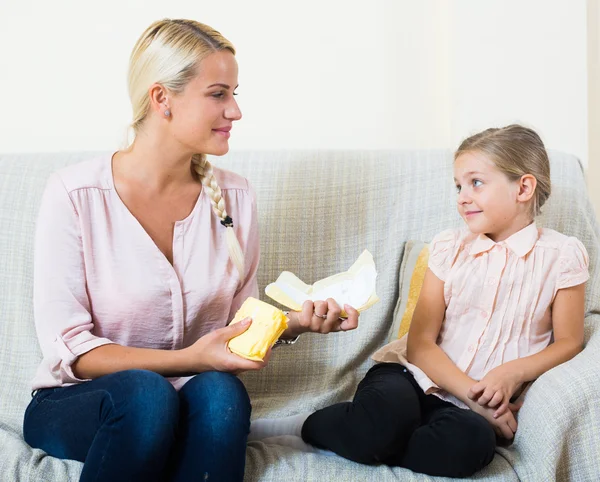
[301,363,496,478]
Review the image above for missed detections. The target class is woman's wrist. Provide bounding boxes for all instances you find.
[281,311,306,339]
[175,346,210,375]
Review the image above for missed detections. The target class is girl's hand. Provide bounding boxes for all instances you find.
[182,318,270,375]
[286,299,359,337]
[468,363,523,418]
[467,398,521,439]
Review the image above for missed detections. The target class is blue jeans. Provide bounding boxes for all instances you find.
[23,369,251,482]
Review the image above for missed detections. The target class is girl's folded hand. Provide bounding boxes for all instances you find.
[467,363,523,418]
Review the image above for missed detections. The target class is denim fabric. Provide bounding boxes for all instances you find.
[23,369,251,482]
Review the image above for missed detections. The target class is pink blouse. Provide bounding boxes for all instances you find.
[375,222,589,408]
[31,153,259,391]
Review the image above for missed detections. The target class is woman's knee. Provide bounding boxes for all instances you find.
[180,371,251,435]
[105,369,179,429]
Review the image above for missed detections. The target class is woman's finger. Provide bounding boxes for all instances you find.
[300,301,315,329]
[313,300,328,318]
[221,318,252,341]
[318,298,340,333]
[339,304,359,331]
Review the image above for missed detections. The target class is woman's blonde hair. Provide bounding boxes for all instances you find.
[127,19,245,282]
[455,124,551,217]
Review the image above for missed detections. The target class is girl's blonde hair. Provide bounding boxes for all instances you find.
[455,124,551,217]
[127,19,245,282]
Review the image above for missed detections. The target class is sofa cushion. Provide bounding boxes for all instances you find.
[388,240,429,343]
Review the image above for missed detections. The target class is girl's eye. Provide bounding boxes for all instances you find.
[455,185,461,193]
[212,91,225,99]
[473,179,483,187]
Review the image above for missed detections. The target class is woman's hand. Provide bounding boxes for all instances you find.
[182,318,270,375]
[468,363,523,418]
[284,299,360,337]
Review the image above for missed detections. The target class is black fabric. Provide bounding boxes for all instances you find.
[302,363,496,478]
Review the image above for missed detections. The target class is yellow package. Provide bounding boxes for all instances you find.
[228,297,289,361]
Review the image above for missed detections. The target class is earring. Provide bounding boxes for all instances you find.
[164,109,171,117]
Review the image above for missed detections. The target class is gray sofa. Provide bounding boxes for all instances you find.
[1,150,599,481]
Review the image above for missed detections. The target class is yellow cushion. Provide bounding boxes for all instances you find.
[388,241,429,342]
[228,297,289,361]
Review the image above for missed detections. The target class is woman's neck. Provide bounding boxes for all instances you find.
[117,132,195,193]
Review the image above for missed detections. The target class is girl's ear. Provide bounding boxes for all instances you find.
[517,174,537,203]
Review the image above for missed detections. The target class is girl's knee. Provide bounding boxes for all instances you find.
[446,412,496,476]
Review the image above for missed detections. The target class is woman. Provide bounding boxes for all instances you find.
[23,18,359,482]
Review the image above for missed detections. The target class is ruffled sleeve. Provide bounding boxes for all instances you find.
[428,229,462,282]
[556,236,589,291]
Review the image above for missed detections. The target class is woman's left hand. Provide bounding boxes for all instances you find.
[284,299,359,337]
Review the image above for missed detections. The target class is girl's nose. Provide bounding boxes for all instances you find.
[458,190,471,204]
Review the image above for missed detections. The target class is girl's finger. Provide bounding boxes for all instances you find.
[478,387,495,406]
[507,416,518,433]
[494,402,509,419]
[488,390,504,408]
[468,383,484,400]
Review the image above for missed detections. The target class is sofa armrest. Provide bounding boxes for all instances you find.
[499,317,600,481]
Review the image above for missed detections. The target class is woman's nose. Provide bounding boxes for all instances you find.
[225,99,242,121]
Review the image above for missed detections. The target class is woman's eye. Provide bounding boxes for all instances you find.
[212,92,225,99]
[473,179,483,187]
[455,185,461,193]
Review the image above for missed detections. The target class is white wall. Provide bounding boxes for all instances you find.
[447,1,588,166]
[588,0,600,215]
[0,0,589,166]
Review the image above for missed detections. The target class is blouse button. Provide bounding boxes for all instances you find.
[468,345,475,353]
[480,310,488,318]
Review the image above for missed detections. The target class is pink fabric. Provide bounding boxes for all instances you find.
[379,223,589,408]
[32,154,259,391]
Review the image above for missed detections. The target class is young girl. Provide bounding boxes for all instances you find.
[249,124,589,478]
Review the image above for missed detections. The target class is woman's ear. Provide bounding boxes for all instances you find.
[148,83,170,116]
[517,174,537,203]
